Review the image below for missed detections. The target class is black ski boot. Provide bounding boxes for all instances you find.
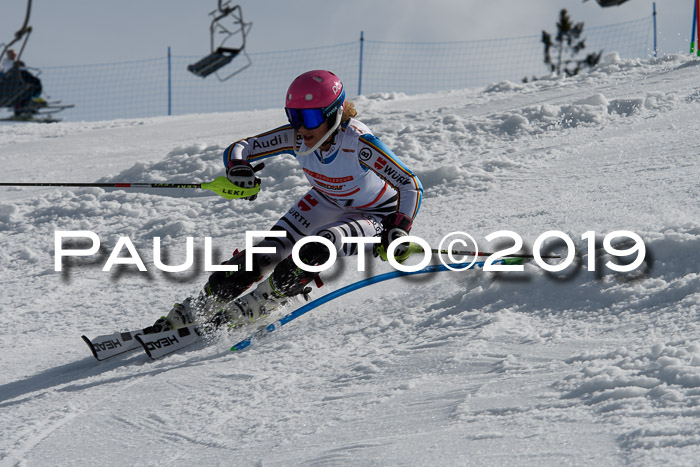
[145,298,195,334]
[148,249,262,333]
[214,241,329,328]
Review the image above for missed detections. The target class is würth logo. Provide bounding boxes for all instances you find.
[298,194,319,212]
[374,157,387,170]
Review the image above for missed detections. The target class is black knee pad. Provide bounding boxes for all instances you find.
[270,240,332,297]
[205,250,262,301]
[297,240,332,266]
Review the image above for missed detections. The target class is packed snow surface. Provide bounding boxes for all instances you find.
[1,53,699,466]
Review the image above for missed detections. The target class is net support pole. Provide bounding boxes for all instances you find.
[652,2,657,57]
[167,46,173,115]
[358,31,364,96]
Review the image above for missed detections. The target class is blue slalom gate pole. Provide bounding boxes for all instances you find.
[231,258,524,351]
[696,0,700,56]
[692,0,697,54]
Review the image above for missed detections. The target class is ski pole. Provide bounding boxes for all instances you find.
[0,178,259,200]
[376,243,561,261]
[0,164,264,200]
[426,246,561,260]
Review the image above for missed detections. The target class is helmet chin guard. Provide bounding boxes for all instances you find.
[293,105,343,156]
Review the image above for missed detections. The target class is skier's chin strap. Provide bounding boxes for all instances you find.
[293,106,343,157]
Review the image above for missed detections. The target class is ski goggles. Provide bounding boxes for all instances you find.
[285,107,327,130]
[285,90,345,130]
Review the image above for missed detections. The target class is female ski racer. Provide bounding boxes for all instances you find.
[151,70,423,332]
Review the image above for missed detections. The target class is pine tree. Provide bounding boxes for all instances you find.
[541,9,602,77]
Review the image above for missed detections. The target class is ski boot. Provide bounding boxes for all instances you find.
[206,276,312,330]
[146,297,196,334]
[148,248,263,333]
[205,252,319,330]
[233,275,301,324]
[147,290,244,334]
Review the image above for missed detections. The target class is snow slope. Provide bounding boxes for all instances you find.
[1,53,699,466]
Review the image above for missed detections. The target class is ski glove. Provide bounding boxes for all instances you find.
[226,160,263,201]
[377,212,413,263]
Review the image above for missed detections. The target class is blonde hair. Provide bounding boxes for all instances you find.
[342,99,357,122]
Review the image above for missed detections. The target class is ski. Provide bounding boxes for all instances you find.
[81,329,148,361]
[33,104,75,112]
[1,104,75,123]
[134,325,202,360]
[84,257,537,360]
[0,116,61,123]
[82,325,201,361]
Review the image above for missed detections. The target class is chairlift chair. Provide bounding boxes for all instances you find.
[596,0,630,6]
[583,0,630,7]
[188,1,252,81]
[1,0,34,108]
[1,0,73,122]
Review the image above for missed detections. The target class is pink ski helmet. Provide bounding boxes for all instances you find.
[285,70,345,130]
